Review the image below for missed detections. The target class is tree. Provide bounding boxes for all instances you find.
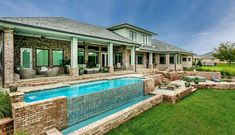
[213,42,235,65]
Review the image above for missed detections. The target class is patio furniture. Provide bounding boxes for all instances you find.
[93,64,101,73]
[47,67,59,77]
[85,68,94,74]
[115,63,122,70]
[36,67,49,75]
[20,67,36,79]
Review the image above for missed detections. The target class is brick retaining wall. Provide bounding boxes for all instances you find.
[12,97,67,135]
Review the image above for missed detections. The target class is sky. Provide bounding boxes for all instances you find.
[0,0,235,54]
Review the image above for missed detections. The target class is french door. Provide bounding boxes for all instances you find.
[101,53,108,67]
[20,48,32,69]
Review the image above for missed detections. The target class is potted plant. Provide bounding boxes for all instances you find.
[185,81,191,87]
[79,66,84,75]
[102,66,109,73]
[0,91,12,118]
[194,77,200,84]
[63,56,71,74]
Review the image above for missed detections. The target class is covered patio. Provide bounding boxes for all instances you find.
[0,18,138,87]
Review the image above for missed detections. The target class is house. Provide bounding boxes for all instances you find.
[193,52,226,66]
[0,17,193,87]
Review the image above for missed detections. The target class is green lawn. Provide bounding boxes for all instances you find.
[198,63,235,77]
[107,90,235,135]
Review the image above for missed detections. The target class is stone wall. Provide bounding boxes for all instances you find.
[12,97,67,135]
[14,35,70,70]
[185,71,221,80]
[192,83,235,90]
[67,82,144,126]
[0,118,13,135]
[143,78,155,95]
[3,28,14,87]
[163,87,196,103]
[69,95,163,135]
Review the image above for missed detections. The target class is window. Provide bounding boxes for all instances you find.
[52,50,63,66]
[88,52,98,68]
[160,54,166,64]
[170,55,175,64]
[143,35,150,45]
[188,58,191,61]
[78,51,85,64]
[129,31,137,42]
[114,53,122,65]
[36,49,49,66]
[137,54,143,64]
[183,58,187,61]
[20,48,32,68]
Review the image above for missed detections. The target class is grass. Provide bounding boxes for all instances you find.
[107,90,235,135]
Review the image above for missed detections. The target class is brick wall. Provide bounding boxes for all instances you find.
[12,97,67,135]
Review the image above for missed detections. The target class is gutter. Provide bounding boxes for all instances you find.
[0,20,141,47]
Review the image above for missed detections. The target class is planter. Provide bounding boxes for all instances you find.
[185,82,191,87]
[0,117,13,135]
[102,67,109,73]
[79,69,84,75]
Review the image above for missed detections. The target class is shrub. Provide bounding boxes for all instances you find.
[194,77,200,84]
[197,60,202,67]
[185,82,191,87]
[0,91,12,118]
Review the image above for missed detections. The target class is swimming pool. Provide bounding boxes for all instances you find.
[24,77,143,103]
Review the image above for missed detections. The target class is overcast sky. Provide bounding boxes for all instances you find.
[0,0,235,54]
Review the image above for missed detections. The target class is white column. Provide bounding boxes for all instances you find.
[108,43,114,73]
[131,46,135,66]
[70,37,78,76]
[71,37,78,68]
[149,52,153,65]
[108,42,113,66]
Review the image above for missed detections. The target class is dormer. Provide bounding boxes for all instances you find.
[107,23,157,46]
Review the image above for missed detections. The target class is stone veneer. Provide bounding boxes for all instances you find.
[185,71,221,80]
[0,117,13,135]
[69,95,163,135]
[14,35,71,70]
[192,83,235,90]
[12,97,67,135]
[3,28,14,87]
[162,87,196,103]
[143,78,155,95]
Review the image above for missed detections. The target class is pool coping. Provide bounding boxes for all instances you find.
[18,74,145,93]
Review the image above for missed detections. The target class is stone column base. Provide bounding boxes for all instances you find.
[148,64,153,69]
[129,65,135,71]
[70,67,79,76]
[109,66,114,73]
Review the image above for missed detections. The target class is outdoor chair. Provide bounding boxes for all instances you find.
[36,67,49,75]
[20,67,36,79]
[93,64,101,73]
[47,67,59,77]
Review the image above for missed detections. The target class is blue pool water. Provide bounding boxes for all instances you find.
[62,95,150,135]
[24,77,143,103]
